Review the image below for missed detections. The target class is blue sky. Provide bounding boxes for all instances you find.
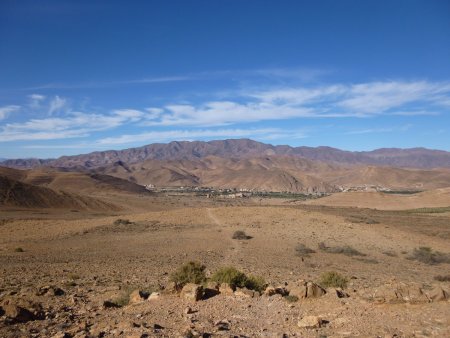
[1,0,450,159]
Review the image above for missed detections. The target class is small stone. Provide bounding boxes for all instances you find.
[297,315,323,329]
[184,306,193,314]
[148,292,160,301]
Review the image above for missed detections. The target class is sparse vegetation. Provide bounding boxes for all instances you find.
[211,267,265,292]
[232,230,252,240]
[170,261,206,287]
[295,244,316,257]
[113,218,133,225]
[382,250,398,257]
[319,271,349,289]
[14,247,24,252]
[284,295,299,303]
[407,247,450,265]
[111,286,134,307]
[434,275,450,282]
[318,242,366,257]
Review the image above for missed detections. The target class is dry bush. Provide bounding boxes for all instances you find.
[170,261,206,287]
[318,242,366,257]
[408,247,450,265]
[211,267,265,292]
[295,244,316,257]
[319,271,349,289]
[434,275,450,282]
[232,230,252,240]
[113,218,133,225]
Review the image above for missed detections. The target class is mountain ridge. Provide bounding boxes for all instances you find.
[2,139,450,169]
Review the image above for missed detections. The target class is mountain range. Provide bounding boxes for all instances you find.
[1,139,450,197]
[2,139,450,169]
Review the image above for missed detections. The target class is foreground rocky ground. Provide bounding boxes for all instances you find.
[1,196,449,337]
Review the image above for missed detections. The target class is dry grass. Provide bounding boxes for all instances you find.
[294,244,316,257]
[408,247,450,265]
[318,242,366,257]
[319,271,349,289]
[170,261,207,287]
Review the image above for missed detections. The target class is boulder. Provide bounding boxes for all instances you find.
[180,283,203,301]
[288,280,326,299]
[128,290,149,304]
[2,299,44,323]
[219,283,234,296]
[234,287,257,298]
[427,287,449,302]
[297,316,323,329]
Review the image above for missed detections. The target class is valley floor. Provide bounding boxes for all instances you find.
[0,196,449,337]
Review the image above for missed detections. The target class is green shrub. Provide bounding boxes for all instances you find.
[170,261,206,287]
[295,244,315,257]
[211,267,247,288]
[244,275,266,292]
[408,247,450,265]
[211,267,265,292]
[319,271,348,289]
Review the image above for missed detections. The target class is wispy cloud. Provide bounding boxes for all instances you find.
[0,105,20,120]
[345,124,412,135]
[26,76,190,90]
[0,110,142,141]
[48,95,67,115]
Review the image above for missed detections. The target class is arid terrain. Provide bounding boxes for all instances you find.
[1,140,450,337]
[1,191,450,337]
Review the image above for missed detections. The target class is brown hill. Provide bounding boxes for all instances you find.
[303,188,450,210]
[95,155,450,193]
[0,176,116,210]
[2,139,450,169]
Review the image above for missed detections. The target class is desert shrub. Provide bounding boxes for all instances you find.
[244,275,266,292]
[14,247,24,252]
[211,267,247,288]
[284,295,299,303]
[382,250,398,257]
[113,218,133,225]
[434,275,450,282]
[354,257,379,264]
[408,247,450,265]
[295,244,316,257]
[110,285,134,307]
[232,230,251,240]
[170,261,206,287]
[211,267,265,291]
[318,242,366,257]
[319,271,349,289]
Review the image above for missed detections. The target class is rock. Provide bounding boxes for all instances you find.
[288,280,326,299]
[180,283,203,301]
[333,288,350,298]
[235,287,256,298]
[164,281,180,294]
[427,287,449,302]
[148,292,160,301]
[306,281,326,298]
[264,285,277,296]
[219,283,234,295]
[214,319,230,331]
[368,283,430,304]
[2,299,44,324]
[204,281,220,298]
[129,290,149,304]
[103,300,121,308]
[184,306,194,314]
[297,316,323,329]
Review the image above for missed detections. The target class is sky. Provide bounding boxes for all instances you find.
[0,0,450,159]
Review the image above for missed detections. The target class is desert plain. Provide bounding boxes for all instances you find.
[1,187,450,338]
